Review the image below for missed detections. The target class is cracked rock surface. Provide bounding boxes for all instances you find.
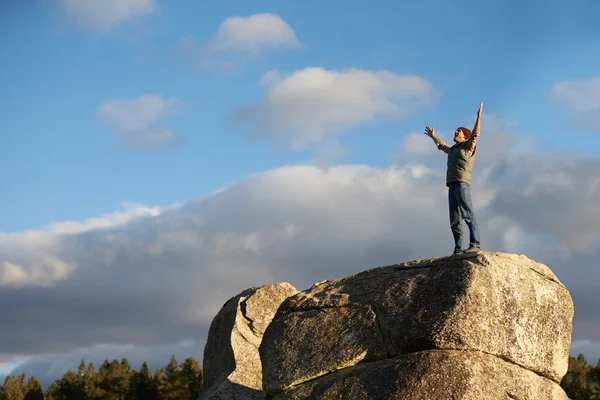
[260,252,573,399]
[272,350,569,400]
[198,283,298,400]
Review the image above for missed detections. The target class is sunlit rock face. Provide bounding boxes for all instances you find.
[260,252,573,400]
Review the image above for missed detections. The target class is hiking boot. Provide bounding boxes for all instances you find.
[463,246,481,253]
[453,249,463,255]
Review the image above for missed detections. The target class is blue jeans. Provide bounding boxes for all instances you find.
[448,183,480,252]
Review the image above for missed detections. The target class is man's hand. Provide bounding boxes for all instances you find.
[424,126,435,138]
[477,102,483,117]
[425,125,449,153]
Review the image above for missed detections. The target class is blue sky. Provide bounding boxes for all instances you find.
[1,0,600,386]
[2,0,599,232]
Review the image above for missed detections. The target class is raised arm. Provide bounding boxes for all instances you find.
[465,102,483,155]
[472,102,483,135]
[424,126,450,154]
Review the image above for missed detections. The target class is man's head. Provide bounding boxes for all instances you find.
[453,127,472,143]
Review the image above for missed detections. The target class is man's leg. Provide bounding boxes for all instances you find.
[448,185,463,254]
[457,183,481,250]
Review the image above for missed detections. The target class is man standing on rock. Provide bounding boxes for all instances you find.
[424,102,483,255]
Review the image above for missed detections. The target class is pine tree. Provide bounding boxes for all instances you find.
[129,362,155,400]
[58,370,84,400]
[1,374,26,400]
[110,359,129,398]
[93,359,110,399]
[153,368,168,399]
[23,377,43,400]
[96,359,129,400]
[120,359,131,376]
[84,361,102,399]
[181,357,203,399]
[43,382,61,400]
[160,355,187,399]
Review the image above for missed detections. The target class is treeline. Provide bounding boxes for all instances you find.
[2,353,599,399]
[0,355,202,400]
[562,354,600,400]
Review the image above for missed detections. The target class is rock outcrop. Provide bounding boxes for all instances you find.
[199,283,298,400]
[259,252,574,399]
[268,350,568,399]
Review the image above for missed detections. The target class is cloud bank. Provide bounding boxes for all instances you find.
[2,121,599,386]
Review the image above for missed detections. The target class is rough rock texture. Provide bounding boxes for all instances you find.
[273,350,569,400]
[260,252,573,399]
[199,283,298,400]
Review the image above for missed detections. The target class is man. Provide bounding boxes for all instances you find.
[424,102,483,255]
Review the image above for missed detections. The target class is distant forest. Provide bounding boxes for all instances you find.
[0,355,202,400]
[0,353,598,399]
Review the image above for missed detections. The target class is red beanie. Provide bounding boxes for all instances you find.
[457,126,472,138]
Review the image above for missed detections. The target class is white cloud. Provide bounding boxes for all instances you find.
[0,203,161,288]
[48,203,162,234]
[207,13,300,55]
[97,95,177,133]
[550,76,600,131]
[0,259,74,288]
[0,230,72,289]
[179,13,300,71]
[229,67,436,153]
[96,94,181,151]
[2,137,600,381]
[59,0,157,32]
